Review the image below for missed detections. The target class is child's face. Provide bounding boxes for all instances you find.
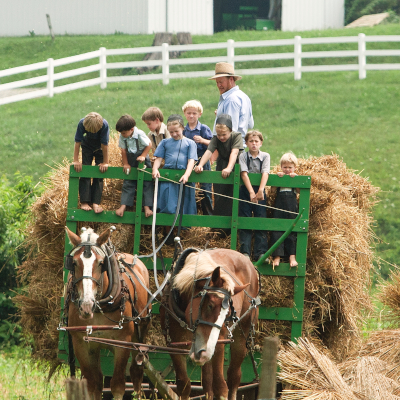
[184,107,202,125]
[215,125,232,143]
[281,162,296,175]
[246,135,263,152]
[120,128,134,138]
[167,123,184,140]
[144,119,161,132]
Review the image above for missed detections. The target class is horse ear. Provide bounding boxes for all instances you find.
[96,228,111,246]
[211,266,224,288]
[65,226,81,246]
[233,283,250,295]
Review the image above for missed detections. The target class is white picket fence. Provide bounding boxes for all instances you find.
[1,33,400,106]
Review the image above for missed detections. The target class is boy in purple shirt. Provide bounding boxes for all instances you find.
[182,100,213,215]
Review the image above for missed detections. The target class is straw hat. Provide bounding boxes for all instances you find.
[208,62,242,81]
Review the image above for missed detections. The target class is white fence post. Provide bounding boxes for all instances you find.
[358,33,366,80]
[47,58,54,97]
[100,47,107,89]
[294,36,302,80]
[227,39,235,67]
[162,43,170,85]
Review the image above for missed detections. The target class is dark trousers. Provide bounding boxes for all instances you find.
[238,185,268,259]
[120,152,154,207]
[79,146,103,204]
[271,190,298,257]
[200,160,213,214]
[213,157,233,217]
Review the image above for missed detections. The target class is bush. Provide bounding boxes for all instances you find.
[0,174,40,347]
[345,0,400,24]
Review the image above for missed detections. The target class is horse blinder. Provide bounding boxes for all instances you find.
[64,255,75,271]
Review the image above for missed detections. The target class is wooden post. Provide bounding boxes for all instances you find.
[358,33,366,80]
[46,14,55,41]
[142,355,179,400]
[65,377,90,400]
[294,35,302,80]
[257,337,279,400]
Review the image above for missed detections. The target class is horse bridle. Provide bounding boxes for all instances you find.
[190,276,237,332]
[64,239,109,302]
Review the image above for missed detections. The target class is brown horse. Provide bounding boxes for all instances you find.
[161,248,260,400]
[65,227,151,400]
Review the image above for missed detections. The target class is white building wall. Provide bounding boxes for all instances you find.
[282,0,344,32]
[0,0,213,37]
[167,0,213,35]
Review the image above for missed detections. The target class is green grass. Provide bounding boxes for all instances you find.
[0,347,68,399]
[1,25,400,274]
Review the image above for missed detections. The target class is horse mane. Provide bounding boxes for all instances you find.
[80,228,98,243]
[173,251,236,295]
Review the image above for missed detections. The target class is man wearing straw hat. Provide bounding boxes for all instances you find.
[209,62,254,146]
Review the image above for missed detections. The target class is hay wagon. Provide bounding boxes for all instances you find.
[58,163,311,399]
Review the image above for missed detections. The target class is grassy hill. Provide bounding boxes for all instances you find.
[1,25,399,276]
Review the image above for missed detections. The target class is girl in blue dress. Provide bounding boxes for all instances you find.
[152,114,198,215]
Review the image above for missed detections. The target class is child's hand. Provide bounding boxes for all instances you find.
[123,164,130,174]
[277,171,284,177]
[289,172,297,178]
[194,165,203,173]
[136,155,145,163]
[73,161,82,172]
[152,169,160,179]
[99,163,108,173]
[179,173,190,184]
[250,192,258,203]
[221,167,232,179]
[193,135,202,144]
[256,189,264,201]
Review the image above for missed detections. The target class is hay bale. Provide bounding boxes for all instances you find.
[340,356,400,399]
[15,150,378,369]
[278,337,364,399]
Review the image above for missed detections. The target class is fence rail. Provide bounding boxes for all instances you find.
[1,33,400,106]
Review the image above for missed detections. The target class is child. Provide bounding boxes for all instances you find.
[73,112,109,213]
[195,114,243,224]
[115,114,154,218]
[182,100,213,215]
[238,130,270,261]
[271,152,299,267]
[141,107,170,155]
[152,114,198,215]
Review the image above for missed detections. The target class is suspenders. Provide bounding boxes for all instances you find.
[246,152,263,173]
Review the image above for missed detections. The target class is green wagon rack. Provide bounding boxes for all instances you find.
[58,163,311,397]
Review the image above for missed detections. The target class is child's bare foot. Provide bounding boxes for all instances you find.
[116,205,126,217]
[289,255,298,267]
[272,256,280,267]
[80,203,92,211]
[144,206,153,218]
[93,204,103,213]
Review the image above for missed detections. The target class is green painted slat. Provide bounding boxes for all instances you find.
[238,216,309,231]
[258,306,303,321]
[230,164,241,250]
[133,163,145,255]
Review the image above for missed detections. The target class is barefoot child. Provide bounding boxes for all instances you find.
[73,112,109,213]
[182,100,213,215]
[271,152,299,267]
[238,130,270,262]
[152,114,197,215]
[115,114,154,218]
[195,114,243,235]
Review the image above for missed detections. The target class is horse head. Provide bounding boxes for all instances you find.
[186,266,249,366]
[65,227,110,320]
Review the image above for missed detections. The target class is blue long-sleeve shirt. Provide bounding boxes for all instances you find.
[213,85,254,145]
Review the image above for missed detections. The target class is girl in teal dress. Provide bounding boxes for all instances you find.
[152,114,198,215]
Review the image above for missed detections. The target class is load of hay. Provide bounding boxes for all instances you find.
[15,139,378,371]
